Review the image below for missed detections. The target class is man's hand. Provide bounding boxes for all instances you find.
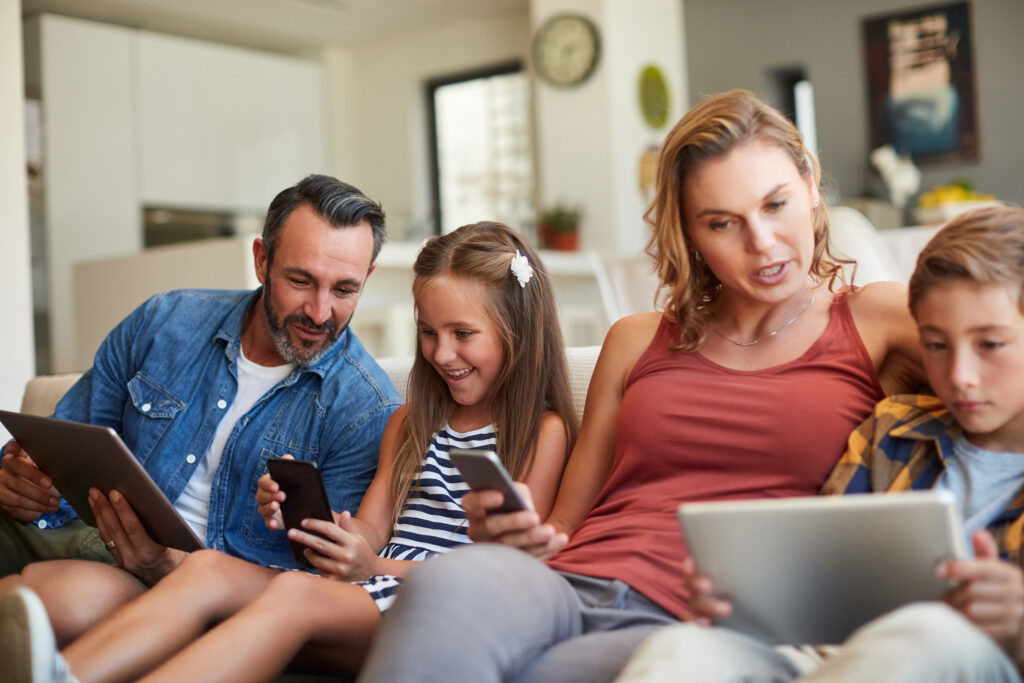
[88,488,186,586]
[681,556,732,625]
[941,530,1024,668]
[0,441,60,522]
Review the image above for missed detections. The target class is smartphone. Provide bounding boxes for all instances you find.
[449,448,531,513]
[266,457,334,568]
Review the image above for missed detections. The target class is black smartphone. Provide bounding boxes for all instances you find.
[266,457,334,568]
[449,448,531,513]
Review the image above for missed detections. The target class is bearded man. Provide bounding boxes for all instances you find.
[0,175,401,643]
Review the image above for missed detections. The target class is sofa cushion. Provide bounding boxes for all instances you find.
[21,347,603,423]
[20,373,83,417]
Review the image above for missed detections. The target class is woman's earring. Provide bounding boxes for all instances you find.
[693,251,703,262]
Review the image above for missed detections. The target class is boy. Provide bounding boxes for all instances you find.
[616,206,1024,682]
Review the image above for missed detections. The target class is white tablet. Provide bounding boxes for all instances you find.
[0,410,205,553]
[677,490,964,645]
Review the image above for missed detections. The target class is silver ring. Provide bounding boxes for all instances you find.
[105,539,117,551]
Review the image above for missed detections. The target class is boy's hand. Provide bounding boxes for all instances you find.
[681,556,732,624]
[940,530,1024,666]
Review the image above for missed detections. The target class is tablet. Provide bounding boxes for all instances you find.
[677,490,964,645]
[0,410,205,553]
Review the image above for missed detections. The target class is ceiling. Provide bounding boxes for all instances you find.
[21,0,529,54]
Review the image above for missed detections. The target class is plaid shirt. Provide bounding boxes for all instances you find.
[822,394,1024,568]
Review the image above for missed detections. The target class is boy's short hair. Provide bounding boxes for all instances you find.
[909,205,1024,316]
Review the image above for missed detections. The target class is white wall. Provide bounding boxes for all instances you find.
[532,0,688,256]
[322,9,532,241]
[684,0,1024,208]
[1,0,36,416]
[602,0,687,256]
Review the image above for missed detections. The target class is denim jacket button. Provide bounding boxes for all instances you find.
[217,399,227,409]
[141,403,152,412]
[186,453,197,464]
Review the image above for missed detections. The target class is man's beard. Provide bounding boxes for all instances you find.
[262,280,346,366]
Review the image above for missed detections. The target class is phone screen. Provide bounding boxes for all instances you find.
[266,458,334,568]
[449,448,530,513]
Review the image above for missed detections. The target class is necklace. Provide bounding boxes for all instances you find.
[708,291,816,347]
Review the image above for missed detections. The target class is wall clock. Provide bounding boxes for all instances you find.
[532,13,601,87]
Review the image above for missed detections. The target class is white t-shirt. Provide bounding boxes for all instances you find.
[175,348,294,541]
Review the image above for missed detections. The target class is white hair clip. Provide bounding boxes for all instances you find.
[510,250,534,288]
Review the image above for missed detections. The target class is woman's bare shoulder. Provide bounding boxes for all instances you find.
[846,280,910,316]
[603,312,663,357]
[593,312,664,384]
[845,281,924,393]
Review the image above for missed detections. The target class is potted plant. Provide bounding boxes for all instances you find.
[537,204,582,251]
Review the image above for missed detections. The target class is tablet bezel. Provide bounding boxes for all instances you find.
[677,490,965,645]
[0,410,204,553]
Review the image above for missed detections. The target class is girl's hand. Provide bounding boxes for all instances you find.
[255,456,290,531]
[941,530,1024,665]
[681,556,732,624]
[463,483,568,559]
[288,510,380,581]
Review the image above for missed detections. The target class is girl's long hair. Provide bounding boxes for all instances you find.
[644,89,852,350]
[389,222,579,521]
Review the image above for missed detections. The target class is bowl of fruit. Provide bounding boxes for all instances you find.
[915,179,1000,225]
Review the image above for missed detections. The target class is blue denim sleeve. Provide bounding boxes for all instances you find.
[25,295,164,524]
[53,294,164,428]
[318,399,399,515]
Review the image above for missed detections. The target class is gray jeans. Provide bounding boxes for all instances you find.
[357,544,678,683]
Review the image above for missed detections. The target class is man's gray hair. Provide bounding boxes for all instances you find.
[262,174,387,264]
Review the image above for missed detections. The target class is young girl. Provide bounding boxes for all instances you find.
[3,221,577,683]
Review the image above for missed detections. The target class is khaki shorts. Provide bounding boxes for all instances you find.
[0,515,116,577]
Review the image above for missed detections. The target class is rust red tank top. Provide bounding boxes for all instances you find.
[545,294,884,617]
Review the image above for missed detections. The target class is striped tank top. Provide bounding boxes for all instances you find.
[357,423,495,610]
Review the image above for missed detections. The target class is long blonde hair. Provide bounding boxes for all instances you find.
[644,89,851,350]
[389,222,579,520]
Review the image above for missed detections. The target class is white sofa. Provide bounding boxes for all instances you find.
[21,347,603,423]
[17,347,602,682]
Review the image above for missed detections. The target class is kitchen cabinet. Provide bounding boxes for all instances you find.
[28,14,328,372]
[137,32,327,211]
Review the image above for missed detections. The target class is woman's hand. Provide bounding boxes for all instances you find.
[288,510,381,581]
[681,556,732,624]
[941,530,1024,666]
[255,456,290,531]
[463,483,568,559]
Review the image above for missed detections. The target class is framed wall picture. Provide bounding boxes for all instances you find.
[862,2,978,163]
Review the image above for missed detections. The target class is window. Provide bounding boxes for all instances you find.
[428,62,535,235]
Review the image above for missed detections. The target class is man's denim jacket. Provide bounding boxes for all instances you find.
[19,289,401,569]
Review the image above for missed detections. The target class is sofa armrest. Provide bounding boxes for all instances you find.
[20,373,83,417]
